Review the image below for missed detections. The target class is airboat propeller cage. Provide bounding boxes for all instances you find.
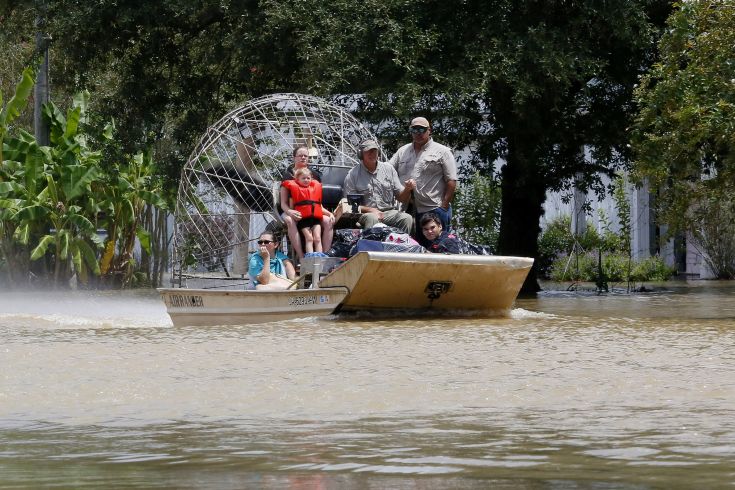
[173,93,381,280]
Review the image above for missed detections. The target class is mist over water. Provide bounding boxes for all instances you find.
[0,290,171,329]
[1,285,734,488]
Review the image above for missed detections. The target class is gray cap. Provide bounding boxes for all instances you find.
[359,139,379,152]
[410,117,430,128]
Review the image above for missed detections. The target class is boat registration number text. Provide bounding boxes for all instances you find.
[288,295,330,306]
[167,294,204,308]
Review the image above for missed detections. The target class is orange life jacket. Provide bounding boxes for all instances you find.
[282,180,323,220]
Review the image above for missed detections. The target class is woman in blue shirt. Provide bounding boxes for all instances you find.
[248,232,296,289]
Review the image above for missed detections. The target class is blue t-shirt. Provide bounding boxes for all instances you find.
[248,250,290,286]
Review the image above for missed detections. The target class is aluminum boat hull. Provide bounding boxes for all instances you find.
[160,252,533,326]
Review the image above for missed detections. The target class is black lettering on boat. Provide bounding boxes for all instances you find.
[425,281,453,301]
[167,294,204,308]
[288,295,320,306]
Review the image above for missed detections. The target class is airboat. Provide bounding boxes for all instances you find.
[158,93,532,327]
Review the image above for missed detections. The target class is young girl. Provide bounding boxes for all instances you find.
[281,167,333,255]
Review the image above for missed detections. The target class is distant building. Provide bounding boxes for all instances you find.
[542,171,714,279]
[457,147,713,278]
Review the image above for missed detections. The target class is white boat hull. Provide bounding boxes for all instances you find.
[159,287,349,327]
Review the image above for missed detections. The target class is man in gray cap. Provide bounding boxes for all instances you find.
[342,139,414,233]
[388,116,457,244]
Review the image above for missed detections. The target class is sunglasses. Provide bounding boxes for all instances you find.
[257,240,274,245]
[409,126,428,134]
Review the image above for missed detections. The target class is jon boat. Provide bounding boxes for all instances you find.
[159,252,533,327]
[158,284,349,327]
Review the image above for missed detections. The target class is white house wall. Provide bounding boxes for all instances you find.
[470,149,712,277]
[542,172,712,277]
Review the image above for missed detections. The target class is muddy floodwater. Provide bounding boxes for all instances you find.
[1,283,734,489]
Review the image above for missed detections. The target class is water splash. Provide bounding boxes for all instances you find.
[0,291,171,329]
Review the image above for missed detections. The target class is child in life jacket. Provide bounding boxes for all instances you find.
[281,167,333,255]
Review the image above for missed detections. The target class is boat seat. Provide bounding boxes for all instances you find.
[317,165,350,209]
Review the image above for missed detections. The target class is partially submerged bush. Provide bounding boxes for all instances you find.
[541,212,676,283]
[538,216,601,277]
[685,187,735,279]
[630,256,677,282]
[549,253,675,282]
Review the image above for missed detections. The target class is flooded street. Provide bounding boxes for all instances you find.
[1,285,734,489]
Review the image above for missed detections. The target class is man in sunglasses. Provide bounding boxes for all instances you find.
[388,117,457,246]
[248,232,296,290]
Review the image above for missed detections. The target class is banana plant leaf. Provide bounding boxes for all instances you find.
[30,234,55,260]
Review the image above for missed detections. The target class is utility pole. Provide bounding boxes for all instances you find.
[34,0,50,146]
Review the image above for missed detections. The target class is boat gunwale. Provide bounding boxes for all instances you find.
[158,286,350,296]
[340,251,534,268]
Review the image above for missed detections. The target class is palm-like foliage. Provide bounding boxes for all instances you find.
[97,150,167,287]
[0,67,36,282]
[2,69,169,288]
[4,94,103,286]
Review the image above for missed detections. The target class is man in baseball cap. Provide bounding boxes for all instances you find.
[387,117,458,246]
[359,139,380,152]
[409,117,430,128]
[342,139,414,233]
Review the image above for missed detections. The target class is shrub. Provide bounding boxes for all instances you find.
[538,215,601,277]
[549,253,595,282]
[452,172,500,251]
[631,256,677,282]
[686,188,735,279]
[549,252,675,282]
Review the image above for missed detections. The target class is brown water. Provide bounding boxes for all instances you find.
[1,284,734,489]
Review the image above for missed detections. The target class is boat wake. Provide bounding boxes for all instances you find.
[510,308,558,319]
[0,311,171,329]
[333,307,515,322]
[0,291,172,329]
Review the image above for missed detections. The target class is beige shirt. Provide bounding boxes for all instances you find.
[388,138,458,213]
[343,161,404,211]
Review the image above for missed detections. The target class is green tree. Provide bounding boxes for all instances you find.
[0,5,35,134]
[0,66,36,283]
[6,95,104,287]
[271,0,671,292]
[46,0,297,182]
[632,1,735,278]
[612,175,633,286]
[452,172,500,251]
[44,0,671,292]
[1,67,170,287]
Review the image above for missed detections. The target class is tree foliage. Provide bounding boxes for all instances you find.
[47,0,302,182]
[42,0,671,291]
[632,1,735,234]
[1,68,169,288]
[0,5,36,133]
[633,1,735,180]
[632,1,735,278]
